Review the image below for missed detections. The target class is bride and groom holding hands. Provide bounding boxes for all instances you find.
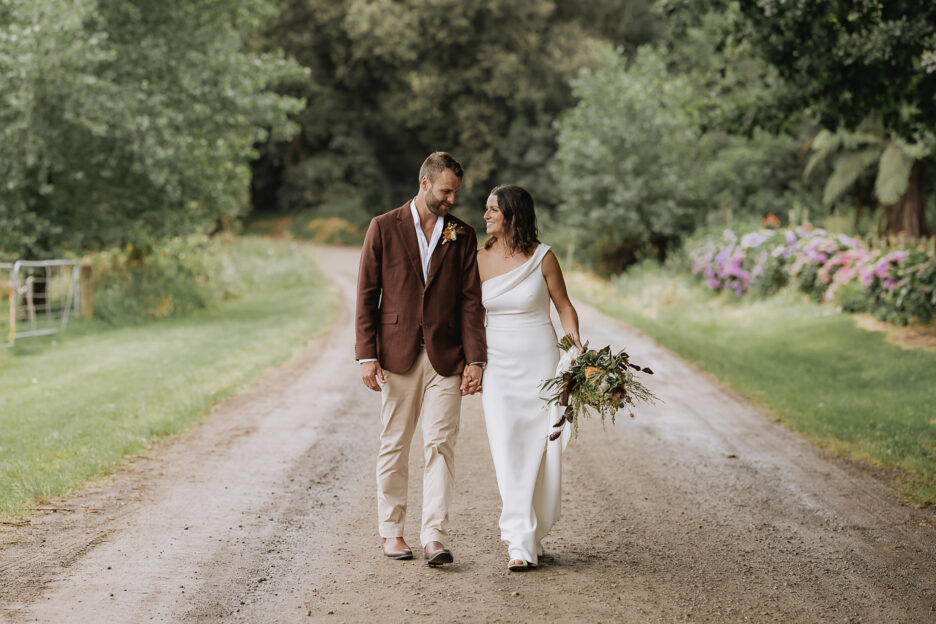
[355,151,581,571]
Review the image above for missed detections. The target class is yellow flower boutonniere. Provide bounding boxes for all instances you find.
[441,221,466,244]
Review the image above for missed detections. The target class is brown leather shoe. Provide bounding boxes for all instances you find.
[423,541,453,566]
[381,537,413,560]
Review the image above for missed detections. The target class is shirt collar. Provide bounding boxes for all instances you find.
[410,200,445,239]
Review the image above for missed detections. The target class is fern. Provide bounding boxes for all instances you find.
[822,148,881,205]
[803,129,841,180]
[875,141,915,204]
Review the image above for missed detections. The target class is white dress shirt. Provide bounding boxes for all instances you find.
[411,200,444,283]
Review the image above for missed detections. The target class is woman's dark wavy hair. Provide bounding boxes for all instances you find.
[484,184,540,256]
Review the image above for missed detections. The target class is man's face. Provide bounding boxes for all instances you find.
[422,169,462,217]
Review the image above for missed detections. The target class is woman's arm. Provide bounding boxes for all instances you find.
[542,250,582,349]
[476,247,490,283]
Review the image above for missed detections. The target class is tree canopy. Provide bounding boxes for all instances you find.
[251,0,661,223]
[737,0,936,143]
[552,46,700,272]
[0,0,304,259]
[734,0,936,236]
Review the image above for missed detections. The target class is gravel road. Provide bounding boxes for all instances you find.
[1,244,934,623]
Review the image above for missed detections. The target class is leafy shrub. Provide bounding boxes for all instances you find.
[788,232,859,300]
[832,280,871,313]
[689,223,936,325]
[91,236,227,325]
[871,250,936,325]
[690,227,800,297]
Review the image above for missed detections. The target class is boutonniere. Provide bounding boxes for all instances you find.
[441,221,466,244]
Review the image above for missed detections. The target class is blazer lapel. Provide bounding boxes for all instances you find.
[396,201,425,285]
[425,217,453,289]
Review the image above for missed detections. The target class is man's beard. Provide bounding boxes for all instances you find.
[425,190,450,217]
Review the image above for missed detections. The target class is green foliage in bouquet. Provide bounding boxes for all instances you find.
[541,334,659,439]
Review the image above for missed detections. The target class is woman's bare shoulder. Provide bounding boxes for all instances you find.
[541,247,560,271]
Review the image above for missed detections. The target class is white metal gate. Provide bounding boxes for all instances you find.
[4,259,80,345]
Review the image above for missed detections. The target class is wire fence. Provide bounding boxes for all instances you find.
[3,259,80,346]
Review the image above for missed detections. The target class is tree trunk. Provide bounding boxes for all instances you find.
[883,160,929,238]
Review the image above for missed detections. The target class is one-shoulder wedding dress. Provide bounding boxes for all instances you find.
[481,243,570,565]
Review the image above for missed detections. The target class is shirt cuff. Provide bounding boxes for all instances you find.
[357,358,378,363]
[468,361,486,368]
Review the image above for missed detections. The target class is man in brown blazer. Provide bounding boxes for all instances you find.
[355,152,486,566]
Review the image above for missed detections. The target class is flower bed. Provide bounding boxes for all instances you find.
[689,225,936,325]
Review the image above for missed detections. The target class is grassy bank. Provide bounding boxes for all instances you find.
[0,238,335,520]
[570,265,936,505]
[245,212,364,245]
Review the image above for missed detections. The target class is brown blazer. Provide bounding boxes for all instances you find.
[355,201,487,376]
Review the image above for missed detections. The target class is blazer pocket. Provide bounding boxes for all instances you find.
[381,313,398,324]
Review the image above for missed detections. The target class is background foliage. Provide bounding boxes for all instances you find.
[2,0,934,277]
[0,0,304,260]
[250,0,661,226]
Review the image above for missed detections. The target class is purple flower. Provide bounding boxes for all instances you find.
[741,232,767,248]
[837,234,860,248]
[723,252,744,277]
[885,250,909,264]
[714,245,733,266]
[707,278,720,289]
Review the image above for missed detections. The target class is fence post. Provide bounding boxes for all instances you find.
[7,280,14,345]
[80,258,93,320]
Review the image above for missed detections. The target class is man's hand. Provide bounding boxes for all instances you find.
[460,364,483,396]
[360,361,385,392]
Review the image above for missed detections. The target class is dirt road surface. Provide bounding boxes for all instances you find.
[2,245,935,623]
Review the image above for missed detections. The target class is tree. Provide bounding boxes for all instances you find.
[736,0,936,237]
[552,46,700,273]
[0,0,305,259]
[252,0,662,225]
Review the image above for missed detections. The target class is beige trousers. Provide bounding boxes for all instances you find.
[377,348,462,546]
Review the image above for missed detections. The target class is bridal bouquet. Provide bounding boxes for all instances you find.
[542,334,659,440]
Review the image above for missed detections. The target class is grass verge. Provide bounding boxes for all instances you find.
[0,238,335,521]
[570,264,936,505]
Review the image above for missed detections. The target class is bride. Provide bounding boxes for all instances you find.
[476,184,582,571]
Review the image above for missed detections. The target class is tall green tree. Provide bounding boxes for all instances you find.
[736,0,936,237]
[552,46,700,273]
[252,0,661,224]
[0,0,305,259]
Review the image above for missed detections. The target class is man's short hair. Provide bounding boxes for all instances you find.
[419,152,463,184]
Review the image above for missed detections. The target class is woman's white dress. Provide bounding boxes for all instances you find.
[481,243,571,565]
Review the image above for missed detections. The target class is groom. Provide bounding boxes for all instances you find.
[355,151,486,565]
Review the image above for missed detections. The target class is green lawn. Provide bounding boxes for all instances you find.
[0,239,335,520]
[570,266,936,505]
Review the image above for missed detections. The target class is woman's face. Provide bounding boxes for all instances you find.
[484,194,507,238]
